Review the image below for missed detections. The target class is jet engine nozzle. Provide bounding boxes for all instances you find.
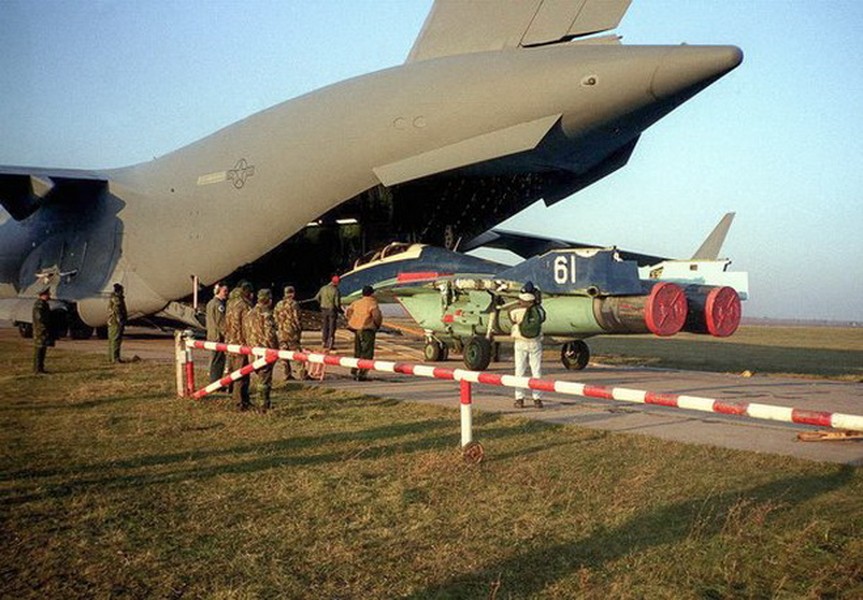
[682,285,742,337]
[593,282,688,337]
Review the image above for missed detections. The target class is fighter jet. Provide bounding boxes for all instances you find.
[337,215,747,371]
[0,0,742,338]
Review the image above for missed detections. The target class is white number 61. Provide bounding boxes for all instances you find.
[553,255,576,284]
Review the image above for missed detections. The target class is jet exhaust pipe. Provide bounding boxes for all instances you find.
[681,285,742,337]
[593,282,688,336]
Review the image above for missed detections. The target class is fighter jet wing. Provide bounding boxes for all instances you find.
[406,0,632,62]
[462,228,667,267]
[0,166,107,220]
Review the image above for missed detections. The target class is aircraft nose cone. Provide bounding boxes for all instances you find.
[650,45,743,100]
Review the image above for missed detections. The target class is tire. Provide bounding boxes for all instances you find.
[17,322,33,339]
[463,336,492,371]
[423,341,442,362]
[561,340,590,370]
[51,309,70,340]
[69,323,94,340]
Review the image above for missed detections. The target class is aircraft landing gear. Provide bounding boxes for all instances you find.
[561,340,590,370]
[423,339,449,362]
[463,336,492,371]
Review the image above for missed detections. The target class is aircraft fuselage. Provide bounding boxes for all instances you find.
[2,43,742,326]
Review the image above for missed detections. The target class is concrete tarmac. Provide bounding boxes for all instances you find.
[13,325,863,465]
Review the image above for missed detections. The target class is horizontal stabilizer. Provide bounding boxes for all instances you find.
[373,115,560,187]
[408,0,632,62]
[0,166,106,220]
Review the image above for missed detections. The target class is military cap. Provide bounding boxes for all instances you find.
[238,279,254,293]
[284,285,295,294]
[257,288,272,301]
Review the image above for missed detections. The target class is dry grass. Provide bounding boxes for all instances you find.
[587,326,863,381]
[1,338,862,598]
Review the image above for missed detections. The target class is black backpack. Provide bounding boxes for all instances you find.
[520,304,544,338]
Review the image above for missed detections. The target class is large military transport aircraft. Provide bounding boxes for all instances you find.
[0,0,742,338]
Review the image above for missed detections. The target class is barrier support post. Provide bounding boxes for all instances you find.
[460,380,473,446]
[175,330,186,398]
[183,330,195,398]
[459,380,484,464]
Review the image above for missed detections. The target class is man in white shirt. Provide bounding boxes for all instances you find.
[508,281,546,409]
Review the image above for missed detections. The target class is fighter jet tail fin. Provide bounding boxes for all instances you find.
[407,0,632,63]
[691,212,735,260]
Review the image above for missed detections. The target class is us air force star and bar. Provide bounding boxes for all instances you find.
[196,158,255,189]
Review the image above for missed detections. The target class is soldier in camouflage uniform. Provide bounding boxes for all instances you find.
[273,285,306,381]
[32,289,53,374]
[225,280,254,410]
[244,288,278,410]
[206,283,229,383]
[107,283,128,364]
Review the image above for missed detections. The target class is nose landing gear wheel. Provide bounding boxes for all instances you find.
[423,340,449,362]
[561,340,590,370]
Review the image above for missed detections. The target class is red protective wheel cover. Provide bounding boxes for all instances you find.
[705,286,741,337]
[644,282,687,336]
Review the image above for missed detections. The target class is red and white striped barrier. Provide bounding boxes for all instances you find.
[178,335,863,460]
[194,353,279,399]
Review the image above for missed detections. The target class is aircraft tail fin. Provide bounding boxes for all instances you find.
[691,212,735,260]
[407,0,632,63]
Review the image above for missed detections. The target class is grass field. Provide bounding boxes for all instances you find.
[586,326,863,381]
[1,335,862,598]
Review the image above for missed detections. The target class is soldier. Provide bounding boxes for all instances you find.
[225,280,254,410]
[313,275,342,351]
[206,283,229,383]
[244,288,278,410]
[107,283,128,364]
[345,285,382,381]
[274,285,306,381]
[32,288,53,374]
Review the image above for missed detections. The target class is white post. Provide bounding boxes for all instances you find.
[191,275,199,311]
[460,380,473,447]
[174,330,185,398]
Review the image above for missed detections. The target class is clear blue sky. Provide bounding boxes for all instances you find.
[1,1,861,321]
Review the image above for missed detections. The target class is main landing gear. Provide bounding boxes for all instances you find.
[463,336,492,371]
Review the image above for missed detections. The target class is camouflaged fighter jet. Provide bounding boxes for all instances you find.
[0,0,742,339]
[338,215,747,372]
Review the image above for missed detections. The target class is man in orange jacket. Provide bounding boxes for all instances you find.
[345,285,382,381]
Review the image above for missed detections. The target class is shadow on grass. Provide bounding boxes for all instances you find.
[403,467,857,598]
[0,392,170,412]
[0,413,554,504]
